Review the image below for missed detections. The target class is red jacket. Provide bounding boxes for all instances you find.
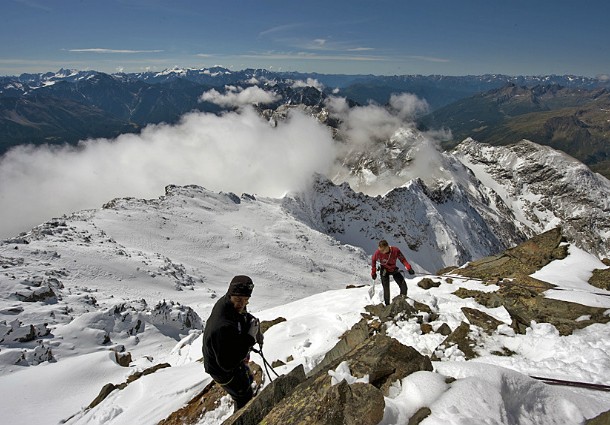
[371,246,412,275]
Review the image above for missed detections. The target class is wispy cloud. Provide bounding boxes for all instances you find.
[258,23,306,37]
[239,51,387,62]
[12,0,51,12]
[405,55,450,63]
[68,48,164,54]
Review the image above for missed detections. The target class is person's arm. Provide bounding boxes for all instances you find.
[211,325,255,373]
[396,249,414,273]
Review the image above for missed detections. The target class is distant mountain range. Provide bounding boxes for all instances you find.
[419,83,610,179]
[2,67,609,157]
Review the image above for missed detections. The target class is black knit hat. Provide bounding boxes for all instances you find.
[227,275,254,297]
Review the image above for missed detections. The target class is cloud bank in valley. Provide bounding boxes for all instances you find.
[200,85,280,107]
[0,83,450,238]
[324,93,452,194]
[0,106,335,238]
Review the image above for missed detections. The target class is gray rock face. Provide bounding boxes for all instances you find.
[283,173,527,272]
[454,139,610,258]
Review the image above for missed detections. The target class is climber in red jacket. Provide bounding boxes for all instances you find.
[371,239,415,306]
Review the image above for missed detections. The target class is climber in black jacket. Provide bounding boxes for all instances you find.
[203,275,263,411]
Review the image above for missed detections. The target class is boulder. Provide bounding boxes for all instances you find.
[418,278,441,290]
[222,365,306,425]
[409,407,432,425]
[432,322,477,360]
[588,267,610,290]
[260,317,286,334]
[456,227,567,280]
[343,335,432,394]
[260,380,384,425]
[14,286,58,303]
[308,318,371,377]
[259,333,430,424]
[454,285,610,336]
[461,307,504,334]
[363,295,417,324]
[436,323,452,336]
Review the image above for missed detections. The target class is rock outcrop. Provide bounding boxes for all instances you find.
[454,139,610,258]
[455,227,567,280]
[450,228,610,336]
[589,266,610,290]
[255,333,431,425]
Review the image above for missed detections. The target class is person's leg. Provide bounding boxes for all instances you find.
[380,272,391,306]
[393,271,408,296]
[220,364,254,410]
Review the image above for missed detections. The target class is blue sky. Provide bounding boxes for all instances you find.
[2,0,608,77]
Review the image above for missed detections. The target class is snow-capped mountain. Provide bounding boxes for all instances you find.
[2,66,610,423]
[1,181,609,424]
[454,138,610,258]
[282,173,525,274]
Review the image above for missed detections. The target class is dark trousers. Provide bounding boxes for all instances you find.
[380,269,408,306]
[213,364,254,410]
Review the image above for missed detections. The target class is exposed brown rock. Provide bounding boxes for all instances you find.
[158,381,223,425]
[588,267,610,290]
[308,318,371,377]
[224,365,306,425]
[114,351,132,367]
[456,227,567,280]
[259,334,431,424]
[364,295,417,324]
[585,409,610,425]
[409,407,432,425]
[436,323,452,336]
[432,322,477,360]
[260,317,286,334]
[453,285,610,336]
[420,323,433,334]
[461,307,504,334]
[88,363,171,410]
[159,363,263,425]
[345,335,433,395]
[418,278,441,290]
[437,266,459,275]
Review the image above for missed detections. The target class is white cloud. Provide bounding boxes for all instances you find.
[325,94,450,195]
[325,96,404,147]
[290,78,324,91]
[200,86,280,107]
[0,90,446,238]
[68,48,164,54]
[389,93,430,120]
[0,107,335,238]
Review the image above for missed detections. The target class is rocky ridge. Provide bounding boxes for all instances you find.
[138,227,610,425]
[454,139,610,258]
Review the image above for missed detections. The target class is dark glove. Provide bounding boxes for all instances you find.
[408,268,415,275]
[371,273,377,280]
[256,328,264,345]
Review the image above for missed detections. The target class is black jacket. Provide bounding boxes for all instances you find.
[203,294,256,381]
